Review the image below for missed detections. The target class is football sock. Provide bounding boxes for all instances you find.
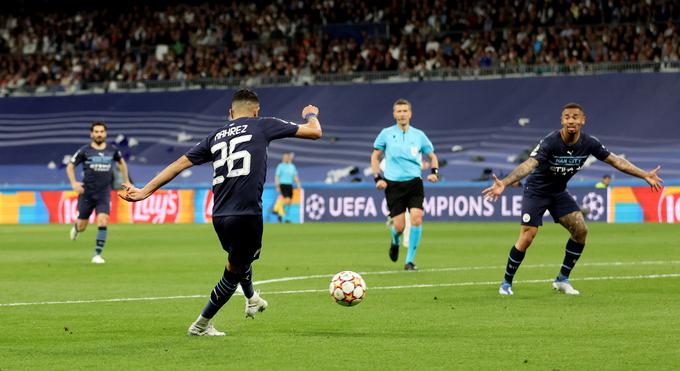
[201,268,240,319]
[95,226,107,255]
[240,265,254,299]
[504,245,526,284]
[391,226,402,246]
[194,314,210,328]
[558,239,585,281]
[405,225,422,264]
[283,203,290,221]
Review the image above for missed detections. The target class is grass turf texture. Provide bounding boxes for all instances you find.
[1,222,679,370]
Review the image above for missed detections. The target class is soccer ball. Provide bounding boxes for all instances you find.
[329,271,366,307]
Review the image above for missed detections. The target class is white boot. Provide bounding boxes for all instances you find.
[245,291,268,319]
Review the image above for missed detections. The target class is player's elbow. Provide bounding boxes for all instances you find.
[300,128,322,140]
[309,128,322,140]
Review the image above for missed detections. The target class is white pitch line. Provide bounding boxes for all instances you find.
[255,260,680,285]
[0,295,206,307]
[262,273,680,294]
[1,272,679,307]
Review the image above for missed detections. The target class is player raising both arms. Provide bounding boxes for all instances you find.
[119,89,322,336]
[483,103,663,296]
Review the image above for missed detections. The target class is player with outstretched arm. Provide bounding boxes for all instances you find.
[483,103,662,296]
[120,89,322,336]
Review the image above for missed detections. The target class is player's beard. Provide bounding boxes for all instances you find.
[93,137,105,144]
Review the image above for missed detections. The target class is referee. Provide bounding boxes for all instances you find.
[275,152,301,223]
[371,99,439,270]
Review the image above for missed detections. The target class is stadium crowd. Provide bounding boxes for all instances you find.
[1,0,679,92]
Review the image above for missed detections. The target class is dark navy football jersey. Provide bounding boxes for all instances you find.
[525,130,610,195]
[70,144,122,192]
[185,116,299,216]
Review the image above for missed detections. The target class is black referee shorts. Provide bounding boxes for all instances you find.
[384,177,425,217]
[279,184,293,198]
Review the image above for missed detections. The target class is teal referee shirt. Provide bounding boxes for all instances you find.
[373,124,434,182]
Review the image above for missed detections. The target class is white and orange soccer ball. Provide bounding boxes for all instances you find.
[329,271,367,307]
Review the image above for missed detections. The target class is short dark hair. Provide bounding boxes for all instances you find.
[90,121,107,131]
[232,89,260,105]
[393,98,412,110]
[563,103,584,112]
[603,174,612,179]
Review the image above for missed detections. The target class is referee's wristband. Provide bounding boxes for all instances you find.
[374,174,384,183]
[430,168,439,176]
[304,113,318,121]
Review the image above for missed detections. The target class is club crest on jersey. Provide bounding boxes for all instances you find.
[410,146,418,156]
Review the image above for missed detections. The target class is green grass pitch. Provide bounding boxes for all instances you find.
[1,222,679,370]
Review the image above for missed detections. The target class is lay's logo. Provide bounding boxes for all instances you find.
[131,190,180,223]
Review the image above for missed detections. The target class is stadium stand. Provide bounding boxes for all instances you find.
[1,1,678,186]
[1,0,678,94]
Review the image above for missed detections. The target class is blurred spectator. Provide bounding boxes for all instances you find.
[595,174,612,188]
[0,0,678,93]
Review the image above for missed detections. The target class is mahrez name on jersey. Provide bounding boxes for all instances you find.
[215,125,249,140]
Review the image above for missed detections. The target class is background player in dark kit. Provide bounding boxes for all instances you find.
[483,103,663,296]
[67,121,130,264]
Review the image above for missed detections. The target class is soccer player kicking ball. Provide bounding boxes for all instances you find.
[119,90,322,336]
[482,103,663,296]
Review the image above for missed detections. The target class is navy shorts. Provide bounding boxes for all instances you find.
[280,184,293,198]
[77,190,111,219]
[212,215,263,266]
[385,178,425,217]
[520,191,581,227]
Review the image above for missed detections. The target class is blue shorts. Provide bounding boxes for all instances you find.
[77,191,111,219]
[520,191,580,227]
[212,215,263,266]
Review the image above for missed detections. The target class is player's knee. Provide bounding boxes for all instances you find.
[96,215,108,226]
[411,215,423,226]
[573,225,588,243]
[519,230,537,247]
